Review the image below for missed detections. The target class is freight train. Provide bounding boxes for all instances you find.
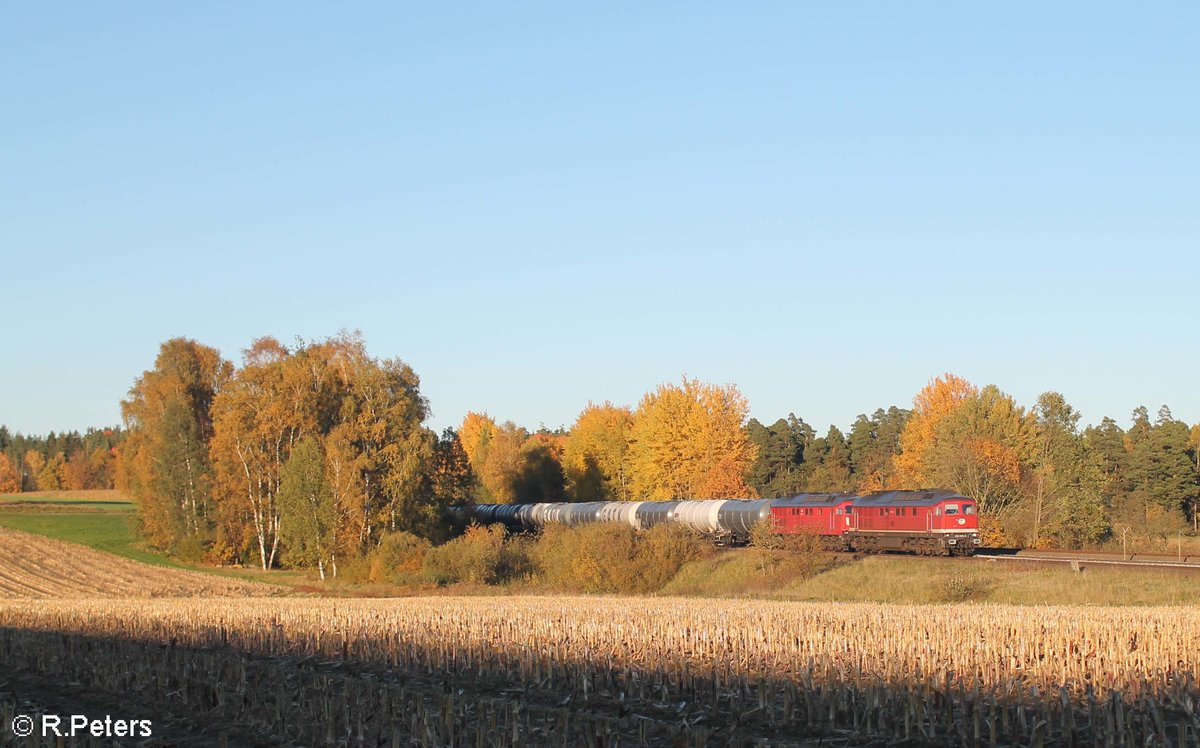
[471,490,980,556]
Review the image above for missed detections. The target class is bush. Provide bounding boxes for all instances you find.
[423,524,530,586]
[934,572,991,603]
[173,536,207,565]
[532,522,708,594]
[747,520,830,579]
[635,524,712,589]
[368,531,432,586]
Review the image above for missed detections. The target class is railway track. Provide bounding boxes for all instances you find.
[973,547,1200,571]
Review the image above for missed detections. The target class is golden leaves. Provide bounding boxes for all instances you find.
[562,403,633,502]
[627,377,758,500]
[894,373,977,487]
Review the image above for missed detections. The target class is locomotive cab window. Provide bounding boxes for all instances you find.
[964,504,976,515]
[945,504,959,515]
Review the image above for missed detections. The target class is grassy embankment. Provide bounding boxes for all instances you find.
[665,550,1200,605]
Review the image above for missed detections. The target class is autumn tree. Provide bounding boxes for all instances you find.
[459,412,495,476]
[338,350,431,546]
[893,373,977,487]
[923,385,1034,513]
[0,454,20,493]
[209,337,291,568]
[210,333,433,569]
[88,446,116,489]
[562,403,633,501]
[478,421,528,504]
[22,451,44,492]
[627,377,757,500]
[892,375,1037,545]
[120,338,230,552]
[36,453,65,491]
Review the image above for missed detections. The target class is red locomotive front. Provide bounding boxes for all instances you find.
[845,490,980,555]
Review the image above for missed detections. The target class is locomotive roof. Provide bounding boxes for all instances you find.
[853,490,971,507]
[771,493,856,507]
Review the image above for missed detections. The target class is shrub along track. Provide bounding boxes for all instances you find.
[0,527,278,599]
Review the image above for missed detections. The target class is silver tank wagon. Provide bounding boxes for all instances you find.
[471,497,769,542]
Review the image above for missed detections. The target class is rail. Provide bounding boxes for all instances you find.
[974,548,1200,570]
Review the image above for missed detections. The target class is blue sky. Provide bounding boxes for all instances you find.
[2,2,1197,436]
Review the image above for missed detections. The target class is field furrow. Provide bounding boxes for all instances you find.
[0,527,280,598]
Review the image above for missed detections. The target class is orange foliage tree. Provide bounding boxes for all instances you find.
[0,454,21,493]
[894,375,1034,517]
[893,373,977,487]
[210,334,432,570]
[120,338,231,552]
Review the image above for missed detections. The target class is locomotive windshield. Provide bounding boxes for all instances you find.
[964,503,975,514]
[944,504,959,515]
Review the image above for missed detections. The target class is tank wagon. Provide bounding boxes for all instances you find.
[471,490,980,556]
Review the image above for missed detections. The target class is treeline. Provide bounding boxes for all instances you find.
[736,376,1200,549]
[117,335,759,574]
[0,426,123,493]
[460,375,1199,549]
[43,334,1200,575]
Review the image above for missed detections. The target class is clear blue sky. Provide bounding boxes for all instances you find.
[2,2,1197,437]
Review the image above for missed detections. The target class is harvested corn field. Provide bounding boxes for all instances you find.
[0,596,1197,746]
[0,527,278,598]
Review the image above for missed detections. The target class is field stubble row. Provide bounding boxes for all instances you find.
[0,597,1197,746]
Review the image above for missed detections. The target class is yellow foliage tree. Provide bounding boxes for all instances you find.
[627,377,758,500]
[562,402,634,501]
[459,412,495,478]
[478,421,527,504]
[36,453,65,492]
[23,450,44,491]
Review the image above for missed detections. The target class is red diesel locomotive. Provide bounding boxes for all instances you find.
[769,490,980,555]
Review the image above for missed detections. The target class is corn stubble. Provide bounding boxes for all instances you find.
[0,597,1196,746]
